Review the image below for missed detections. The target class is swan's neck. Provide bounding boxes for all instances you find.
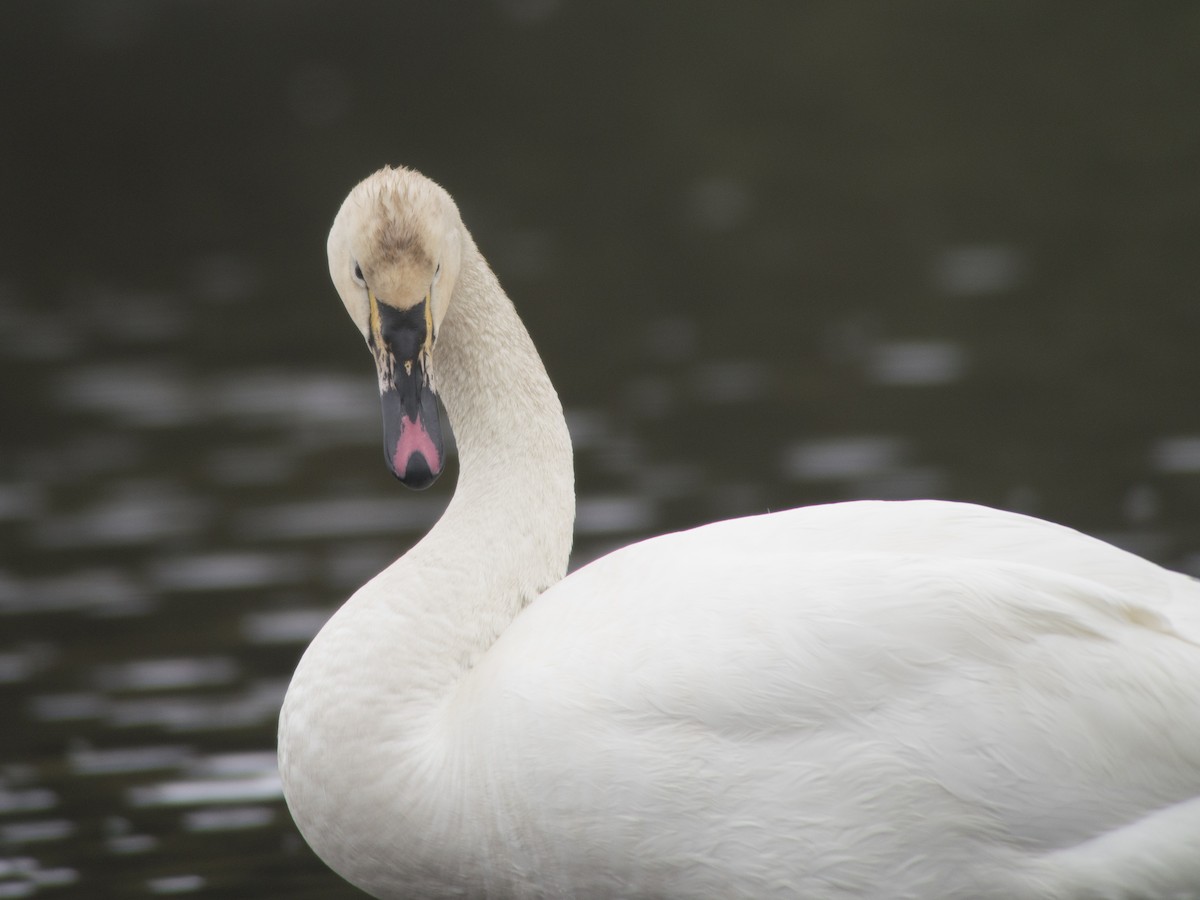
[385,233,577,687]
[278,234,574,893]
[435,232,576,583]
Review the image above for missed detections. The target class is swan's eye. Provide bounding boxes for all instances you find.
[352,262,366,288]
[432,262,441,284]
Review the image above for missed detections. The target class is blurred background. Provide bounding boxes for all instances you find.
[2,2,1199,896]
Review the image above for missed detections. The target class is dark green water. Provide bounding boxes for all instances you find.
[2,2,1199,896]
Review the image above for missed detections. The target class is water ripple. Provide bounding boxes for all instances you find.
[0,790,56,815]
[783,436,907,482]
[183,806,275,832]
[32,481,210,550]
[130,773,281,808]
[69,745,194,777]
[148,552,305,593]
[0,570,150,617]
[95,657,239,692]
[55,364,195,428]
[236,496,442,541]
[869,341,966,386]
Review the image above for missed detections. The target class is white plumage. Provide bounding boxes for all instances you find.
[278,165,1200,899]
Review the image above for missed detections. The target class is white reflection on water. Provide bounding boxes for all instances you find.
[30,683,290,731]
[209,370,375,432]
[28,693,107,723]
[95,658,239,692]
[0,790,55,815]
[130,762,281,808]
[104,816,158,856]
[935,244,1026,296]
[146,874,205,895]
[854,468,948,502]
[55,364,195,428]
[576,495,657,536]
[69,746,194,777]
[190,751,279,778]
[241,609,329,645]
[35,680,288,734]
[0,882,32,900]
[24,868,76,888]
[0,821,74,845]
[1123,484,1160,525]
[33,480,210,550]
[106,678,287,733]
[782,438,945,500]
[0,569,150,617]
[106,834,157,856]
[53,361,377,449]
[183,806,274,833]
[783,436,906,481]
[869,341,966,386]
[0,646,53,686]
[564,409,608,451]
[1150,436,1200,473]
[0,857,78,896]
[148,552,305,593]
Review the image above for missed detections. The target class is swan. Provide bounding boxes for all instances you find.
[278,165,1200,900]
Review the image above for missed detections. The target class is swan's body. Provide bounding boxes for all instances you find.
[278,166,1200,899]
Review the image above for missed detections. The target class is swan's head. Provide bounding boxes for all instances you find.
[327,166,465,489]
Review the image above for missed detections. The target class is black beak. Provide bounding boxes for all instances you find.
[380,362,443,488]
[372,298,444,489]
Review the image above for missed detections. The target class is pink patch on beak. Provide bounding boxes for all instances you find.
[392,415,442,478]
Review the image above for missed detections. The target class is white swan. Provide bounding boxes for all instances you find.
[278,165,1200,900]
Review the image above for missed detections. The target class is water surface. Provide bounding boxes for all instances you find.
[2,3,1199,896]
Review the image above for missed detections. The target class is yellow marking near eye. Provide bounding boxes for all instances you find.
[423,292,434,354]
[368,290,384,348]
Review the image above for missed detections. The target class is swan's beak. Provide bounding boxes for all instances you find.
[370,293,444,489]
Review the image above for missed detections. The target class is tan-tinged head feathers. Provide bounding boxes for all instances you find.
[327,165,464,342]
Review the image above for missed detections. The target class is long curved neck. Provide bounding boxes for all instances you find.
[406,233,576,663]
[435,231,575,575]
[279,214,575,899]
[340,233,574,703]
